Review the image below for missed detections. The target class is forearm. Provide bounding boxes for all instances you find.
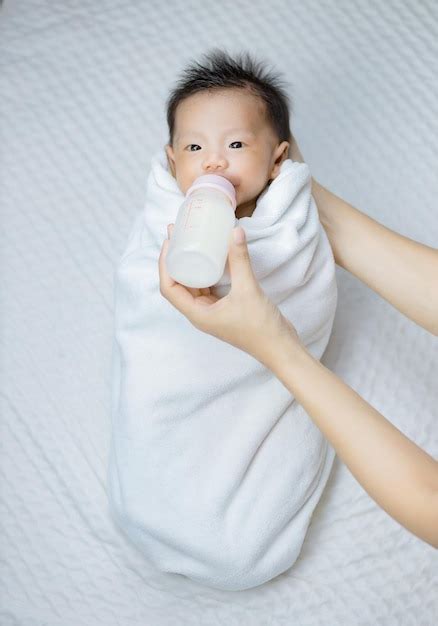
[266,335,438,548]
[311,179,438,335]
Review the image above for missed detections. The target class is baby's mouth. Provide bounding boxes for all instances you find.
[218,174,239,188]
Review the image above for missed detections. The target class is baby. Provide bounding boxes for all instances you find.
[107,49,338,591]
[164,51,291,221]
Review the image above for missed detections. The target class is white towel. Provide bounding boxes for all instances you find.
[107,147,338,591]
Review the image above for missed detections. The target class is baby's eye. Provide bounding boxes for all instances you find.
[186,141,244,151]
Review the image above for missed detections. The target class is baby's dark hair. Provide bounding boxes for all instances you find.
[166,48,293,148]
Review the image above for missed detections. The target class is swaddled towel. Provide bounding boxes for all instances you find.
[107,148,338,591]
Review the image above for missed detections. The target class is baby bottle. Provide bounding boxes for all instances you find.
[166,174,237,288]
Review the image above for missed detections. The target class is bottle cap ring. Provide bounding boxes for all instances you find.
[186,174,237,210]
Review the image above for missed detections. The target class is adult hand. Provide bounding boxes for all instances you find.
[159,224,301,367]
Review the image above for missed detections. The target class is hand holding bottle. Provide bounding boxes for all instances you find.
[160,223,300,368]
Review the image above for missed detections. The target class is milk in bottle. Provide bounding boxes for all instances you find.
[166,174,237,288]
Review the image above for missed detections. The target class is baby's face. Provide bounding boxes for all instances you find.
[165,88,289,219]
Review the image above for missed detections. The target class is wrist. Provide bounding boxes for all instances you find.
[260,331,310,381]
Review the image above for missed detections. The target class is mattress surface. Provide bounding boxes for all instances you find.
[1,0,437,624]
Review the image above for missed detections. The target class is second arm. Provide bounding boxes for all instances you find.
[311,180,438,336]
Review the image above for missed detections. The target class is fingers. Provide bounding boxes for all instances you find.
[228,227,257,293]
[158,230,198,319]
[158,237,176,291]
[163,223,256,302]
[165,223,204,297]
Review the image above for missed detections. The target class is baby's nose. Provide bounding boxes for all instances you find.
[203,154,227,171]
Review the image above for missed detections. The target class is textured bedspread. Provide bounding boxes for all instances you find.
[1,1,437,624]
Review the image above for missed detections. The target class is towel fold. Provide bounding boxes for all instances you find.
[107,148,338,591]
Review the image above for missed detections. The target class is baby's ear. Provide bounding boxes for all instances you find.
[270,140,290,180]
[165,144,176,177]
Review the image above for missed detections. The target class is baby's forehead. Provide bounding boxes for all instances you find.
[180,88,266,118]
[180,109,267,135]
[173,89,273,143]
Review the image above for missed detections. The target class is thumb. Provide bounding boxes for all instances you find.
[228,227,257,292]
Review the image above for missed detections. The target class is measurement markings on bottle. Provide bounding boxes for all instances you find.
[183,198,205,230]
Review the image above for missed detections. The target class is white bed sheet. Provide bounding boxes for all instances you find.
[1,0,437,624]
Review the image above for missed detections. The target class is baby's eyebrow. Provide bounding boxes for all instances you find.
[178,128,256,141]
